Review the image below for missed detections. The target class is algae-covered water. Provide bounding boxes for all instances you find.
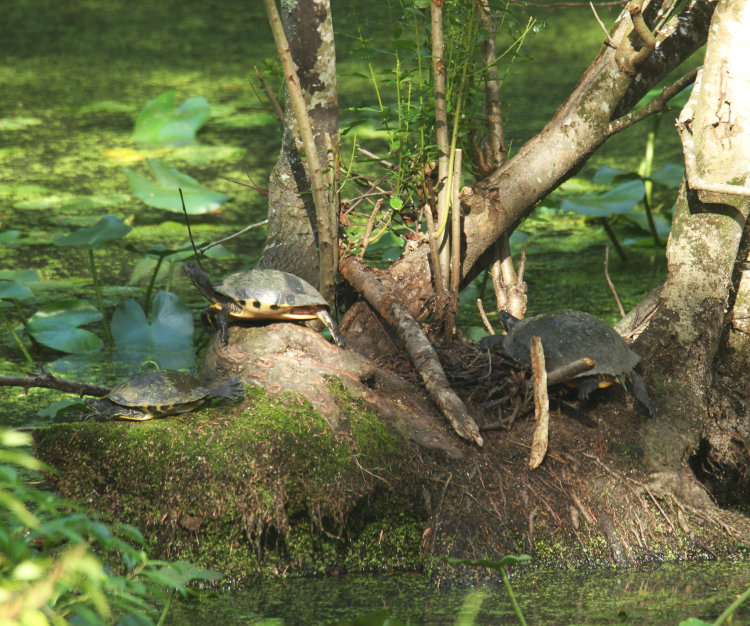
[168,560,750,625]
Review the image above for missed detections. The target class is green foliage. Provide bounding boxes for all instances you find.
[125,159,231,214]
[111,291,195,371]
[24,299,104,353]
[53,215,133,251]
[340,0,536,257]
[133,91,211,146]
[0,429,221,625]
[443,555,531,625]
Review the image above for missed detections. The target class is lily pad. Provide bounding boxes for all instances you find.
[561,180,645,218]
[125,159,230,214]
[25,300,103,353]
[133,91,211,146]
[53,215,132,250]
[111,291,195,371]
[649,163,684,189]
[0,281,34,300]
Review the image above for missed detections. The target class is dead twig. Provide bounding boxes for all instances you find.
[604,244,626,318]
[529,336,549,469]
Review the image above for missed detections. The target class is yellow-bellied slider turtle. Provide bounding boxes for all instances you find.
[84,370,244,421]
[481,310,653,414]
[184,261,345,348]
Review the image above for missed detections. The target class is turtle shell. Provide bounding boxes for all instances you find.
[502,310,640,379]
[107,370,210,413]
[214,269,328,318]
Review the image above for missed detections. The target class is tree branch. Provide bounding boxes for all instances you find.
[0,373,110,398]
[340,255,483,446]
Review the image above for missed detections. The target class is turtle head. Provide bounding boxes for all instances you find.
[498,310,521,332]
[184,261,217,302]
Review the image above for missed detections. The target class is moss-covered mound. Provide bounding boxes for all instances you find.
[33,386,428,582]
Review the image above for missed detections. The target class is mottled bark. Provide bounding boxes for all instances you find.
[637,0,750,502]
[255,0,339,290]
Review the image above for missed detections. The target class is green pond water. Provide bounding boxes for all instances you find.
[3,0,732,623]
[166,561,750,625]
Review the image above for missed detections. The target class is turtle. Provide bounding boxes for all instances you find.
[480,310,654,414]
[84,369,244,421]
[183,261,345,348]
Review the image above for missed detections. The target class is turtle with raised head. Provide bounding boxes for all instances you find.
[85,369,244,421]
[184,261,345,348]
[481,310,653,414]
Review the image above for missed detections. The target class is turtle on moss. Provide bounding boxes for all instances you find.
[85,369,244,421]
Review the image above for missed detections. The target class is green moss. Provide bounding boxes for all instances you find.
[32,385,427,581]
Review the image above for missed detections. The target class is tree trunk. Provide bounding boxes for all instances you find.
[254,0,339,289]
[637,0,750,503]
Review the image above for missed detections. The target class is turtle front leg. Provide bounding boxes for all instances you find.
[316,310,346,348]
[216,307,231,345]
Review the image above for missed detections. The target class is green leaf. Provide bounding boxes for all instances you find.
[36,398,86,420]
[621,209,672,239]
[0,280,34,300]
[561,180,645,218]
[649,163,684,189]
[111,292,195,371]
[0,229,20,247]
[53,215,132,250]
[25,300,103,353]
[125,159,230,214]
[0,269,40,283]
[389,196,404,210]
[133,91,211,145]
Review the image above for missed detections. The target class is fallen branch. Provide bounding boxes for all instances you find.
[0,373,110,398]
[340,255,483,446]
[528,336,549,469]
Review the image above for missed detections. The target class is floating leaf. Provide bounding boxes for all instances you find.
[25,300,103,353]
[125,159,230,214]
[0,280,34,300]
[53,215,132,250]
[0,230,20,247]
[621,209,672,239]
[111,291,195,371]
[0,269,39,283]
[133,91,211,146]
[649,163,684,189]
[561,180,645,218]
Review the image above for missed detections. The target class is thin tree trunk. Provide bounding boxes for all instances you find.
[636,0,750,503]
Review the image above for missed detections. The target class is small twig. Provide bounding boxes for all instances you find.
[604,245,626,318]
[546,357,595,387]
[589,1,616,46]
[356,147,397,171]
[200,219,269,255]
[253,65,284,128]
[476,299,495,335]
[358,198,384,258]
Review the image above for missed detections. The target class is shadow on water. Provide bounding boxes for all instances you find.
[168,560,750,625]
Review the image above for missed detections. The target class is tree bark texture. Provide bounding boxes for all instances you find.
[255,0,339,289]
[636,0,750,502]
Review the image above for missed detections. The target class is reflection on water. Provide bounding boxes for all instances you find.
[167,559,750,625]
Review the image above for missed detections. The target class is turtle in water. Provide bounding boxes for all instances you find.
[85,369,244,421]
[184,261,345,348]
[481,310,654,414]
